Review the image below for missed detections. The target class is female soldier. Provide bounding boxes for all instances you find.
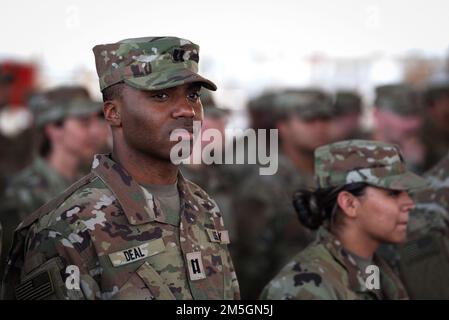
[260,140,427,300]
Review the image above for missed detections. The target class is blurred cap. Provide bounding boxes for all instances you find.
[273,88,335,120]
[334,91,362,116]
[247,91,279,113]
[201,89,230,119]
[374,84,423,116]
[30,86,103,127]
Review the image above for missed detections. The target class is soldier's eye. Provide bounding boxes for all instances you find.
[188,92,201,101]
[152,93,169,101]
[388,190,402,198]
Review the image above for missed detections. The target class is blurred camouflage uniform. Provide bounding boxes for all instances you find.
[421,84,449,171]
[0,87,103,285]
[395,151,449,298]
[233,89,333,299]
[2,37,239,300]
[261,140,427,300]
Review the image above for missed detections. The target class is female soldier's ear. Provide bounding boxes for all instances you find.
[103,101,121,127]
[336,191,359,219]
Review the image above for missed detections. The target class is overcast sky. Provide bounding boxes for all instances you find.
[1,0,448,106]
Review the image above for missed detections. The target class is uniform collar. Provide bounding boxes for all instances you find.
[91,154,195,226]
[317,227,408,299]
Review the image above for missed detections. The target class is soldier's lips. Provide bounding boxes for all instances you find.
[397,221,408,228]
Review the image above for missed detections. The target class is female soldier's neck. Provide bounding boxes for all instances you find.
[333,227,379,259]
[111,141,178,185]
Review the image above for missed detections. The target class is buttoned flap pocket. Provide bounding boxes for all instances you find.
[112,262,175,300]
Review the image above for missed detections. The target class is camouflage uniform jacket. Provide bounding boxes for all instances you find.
[393,152,449,299]
[0,157,71,285]
[2,154,240,300]
[260,227,409,300]
[409,152,449,238]
[2,157,71,222]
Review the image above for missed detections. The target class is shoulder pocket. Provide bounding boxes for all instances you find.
[16,257,82,300]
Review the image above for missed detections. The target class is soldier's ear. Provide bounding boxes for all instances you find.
[103,101,121,127]
[337,191,359,219]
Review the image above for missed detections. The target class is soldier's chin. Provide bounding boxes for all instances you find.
[390,228,408,243]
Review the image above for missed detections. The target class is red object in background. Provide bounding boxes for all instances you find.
[0,61,36,108]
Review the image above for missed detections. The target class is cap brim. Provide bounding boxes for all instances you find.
[67,101,104,118]
[297,107,334,120]
[376,171,429,192]
[203,106,231,118]
[124,68,217,91]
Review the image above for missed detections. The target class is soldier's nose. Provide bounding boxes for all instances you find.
[172,100,195,118]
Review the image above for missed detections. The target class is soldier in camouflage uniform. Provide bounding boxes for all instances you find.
[420,83,449,171]
[330,90,368,141]
[394,151,449,298]
[2,37,240,300]
[0,86,105,284]
[261,140,427,300]
[233,88,334,299]
[371,84,425,174]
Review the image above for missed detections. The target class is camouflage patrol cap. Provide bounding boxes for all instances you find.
[334,91,362,115]
[30,86,103,127]
[247,91,279,113]
[92,36,216,92]
[273,89,335,120]
[315,139,428,191]
[374,84,422,116]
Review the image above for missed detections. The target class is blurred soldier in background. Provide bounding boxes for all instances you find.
[371,84,426,174]
[226,91,280,181]
[421,83,449,171]
[396,151,449,299]
[232,88,335,299]
[0,85,107,284]
[329,90,367,141]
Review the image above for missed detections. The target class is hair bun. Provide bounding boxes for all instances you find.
[293,190,324,230]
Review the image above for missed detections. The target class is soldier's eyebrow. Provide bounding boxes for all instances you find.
[188,83,202,92]
[142,88,168,97]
